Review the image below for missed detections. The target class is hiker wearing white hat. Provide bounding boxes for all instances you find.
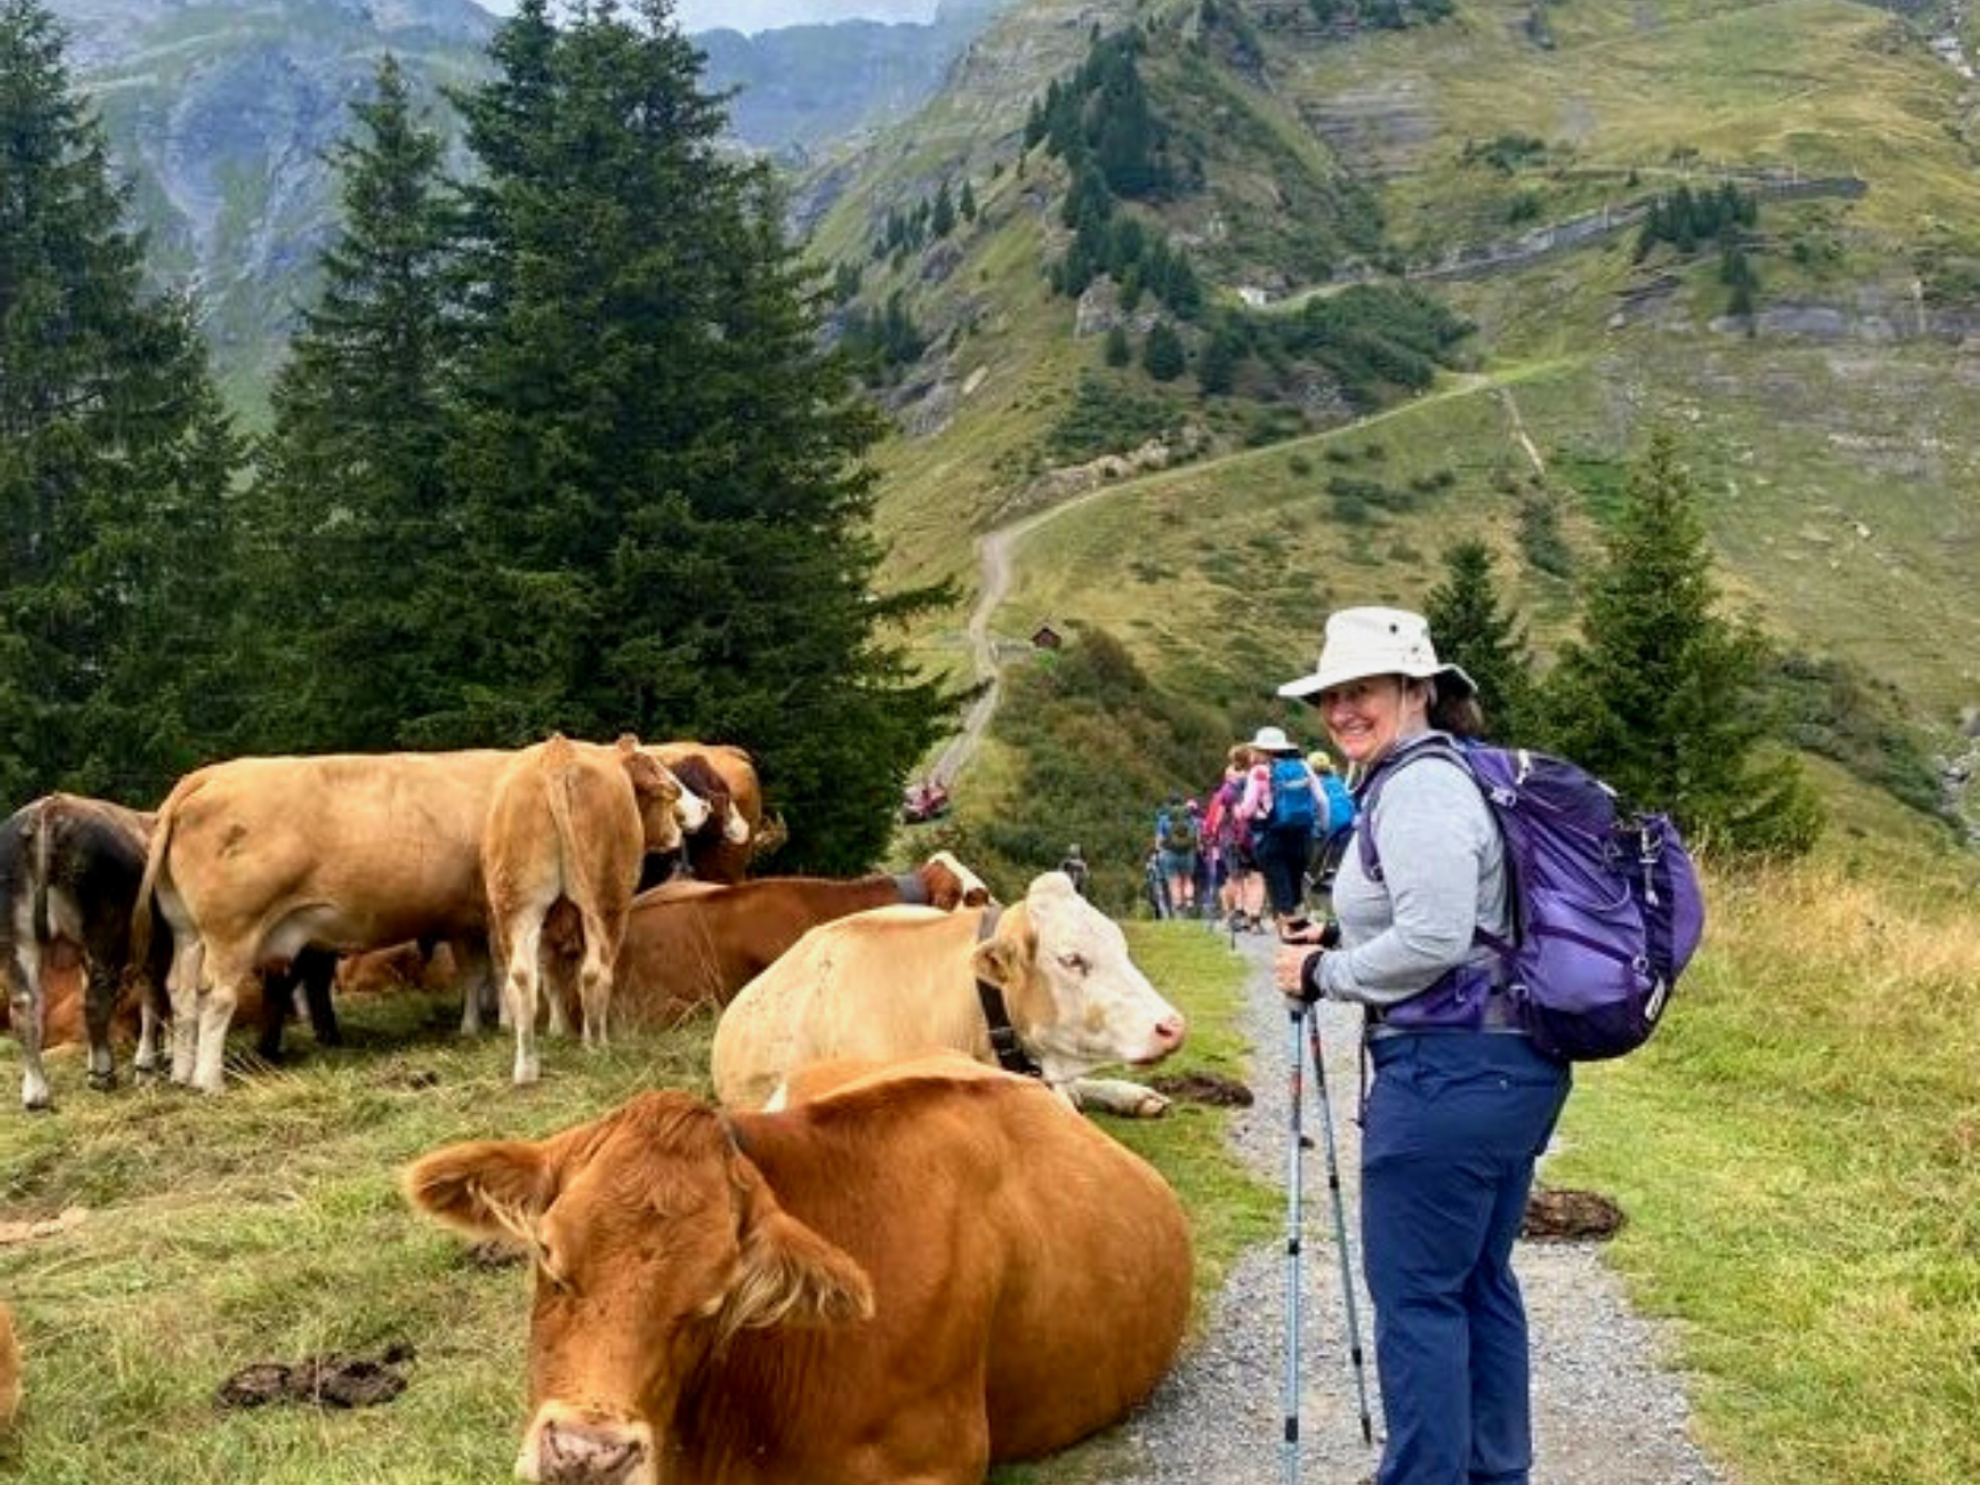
[1270,606,1569,1485]
[1239,724,1328,929]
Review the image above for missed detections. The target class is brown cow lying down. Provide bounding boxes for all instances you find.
[405,1054,1191,1485]
[546,851,992,1028]
[0,1300,19,1432]
[712,871,1187,1118]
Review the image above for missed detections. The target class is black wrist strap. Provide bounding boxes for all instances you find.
[1300,948,1326,1004]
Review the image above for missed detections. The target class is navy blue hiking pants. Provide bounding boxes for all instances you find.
[1362,1033,1571,1485]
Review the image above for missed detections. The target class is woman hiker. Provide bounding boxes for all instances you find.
[1272,605,1573,1485]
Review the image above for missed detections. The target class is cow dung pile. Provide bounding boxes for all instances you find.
[1520,1186,1627,1242]
[216,1341,416,1410]
[1149,1071,1255,1107]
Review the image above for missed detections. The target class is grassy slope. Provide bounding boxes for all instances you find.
[0,924,1274,1484]
[857,0,1980,782]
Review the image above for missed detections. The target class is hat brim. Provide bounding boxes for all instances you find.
[1278,661,1477,702]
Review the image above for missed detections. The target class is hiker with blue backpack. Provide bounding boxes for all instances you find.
[1269,605,1702,1485]
[1243,725,1328,931]
[1305,749,1358,894]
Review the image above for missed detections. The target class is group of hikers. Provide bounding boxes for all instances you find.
[1144,725,1358,930]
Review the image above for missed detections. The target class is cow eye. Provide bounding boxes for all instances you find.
[1058,952,1089,975]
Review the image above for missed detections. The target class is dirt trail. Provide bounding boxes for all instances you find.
[926,366,1557,787]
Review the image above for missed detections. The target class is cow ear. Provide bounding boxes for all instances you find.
[621,749,672,799]
[721,1204,874,1340]
[403,1138,562,1241]
[971,935,1016,989]
[613,732,641,753]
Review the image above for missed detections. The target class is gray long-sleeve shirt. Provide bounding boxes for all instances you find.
[1316,733,1510,1010]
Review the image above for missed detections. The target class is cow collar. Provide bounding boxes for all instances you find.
[973,903,1042,1080]
[893,870,930,906]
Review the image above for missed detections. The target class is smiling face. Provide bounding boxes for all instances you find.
[1313,673,1430,767]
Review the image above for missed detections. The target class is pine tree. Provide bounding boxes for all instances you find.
[1103,323,1132,368]
[959,178,978,222]
[1143,321,1186,381]
[0,0,244,803]
[246,53,454,754]
[1541,430,1822,854]
[439,0,952,871]
[930,179,955,238]
[1421,539,1535,740]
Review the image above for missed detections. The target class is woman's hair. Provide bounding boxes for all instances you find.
[1429,683,1488,739]
[1227,743,1251,768]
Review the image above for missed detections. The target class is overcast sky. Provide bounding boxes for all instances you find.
[474,2,942,35]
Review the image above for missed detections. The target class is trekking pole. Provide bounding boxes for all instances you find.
[1282,1003,1307,1485]
[1307,1009,1375,1446]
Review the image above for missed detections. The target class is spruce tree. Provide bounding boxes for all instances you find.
[0,0,243,803]
[247,54,454,754]
[1143,321,1186,381]
[1541,429,1822,854]
[439,0,952,871]
[930,179,955,238]
[1422,539,1535,740]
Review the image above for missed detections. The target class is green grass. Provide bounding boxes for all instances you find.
[0,922,1272,1484]
[1550,854,1980,1485]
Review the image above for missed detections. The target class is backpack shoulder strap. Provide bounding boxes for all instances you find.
[1353,737,1476,885]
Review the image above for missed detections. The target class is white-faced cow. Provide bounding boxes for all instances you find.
[404,1053,1192,1485]
[647,742,760,884]
[483,735,689,1085]
[132,745,709,1094]
[1,794,170,1110]
[711,870,1186,1118]
[556,851,993,1028]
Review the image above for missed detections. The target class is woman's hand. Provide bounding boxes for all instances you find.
[1275,944,1322,1003]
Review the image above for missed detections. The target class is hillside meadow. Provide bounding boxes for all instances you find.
[3,849,1975,1483]
[0,923,1272,1484]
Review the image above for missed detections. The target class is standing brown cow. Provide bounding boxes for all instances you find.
[131,746,711,1094]
[483,735,688,1085]
[404,1054,1191,1485]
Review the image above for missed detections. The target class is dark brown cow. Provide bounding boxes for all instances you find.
[548,851,992,1028]
[649,742,761,884]
[1,794,169,1110]
[405,1054,1192,1485]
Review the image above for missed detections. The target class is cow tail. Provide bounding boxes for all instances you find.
[542,736,583,904]
[29,802,54,946]
[129,781,186,976]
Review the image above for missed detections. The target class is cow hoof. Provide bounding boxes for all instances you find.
[22,1096,53,1115]
[87,1070,117,1093]
[1133,1091,1172,1119]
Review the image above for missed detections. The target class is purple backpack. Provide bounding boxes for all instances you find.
[1359,741,1705,1061]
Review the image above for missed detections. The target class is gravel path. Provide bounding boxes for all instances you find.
[1098,926,1733,1485]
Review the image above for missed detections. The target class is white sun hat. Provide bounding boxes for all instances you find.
[1249,725,1299,754]
[1277,606,1477,702]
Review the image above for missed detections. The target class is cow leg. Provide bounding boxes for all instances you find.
[574,908,623,1051]
[134,994,166,1076]
[188,953,252,1095]
[165,935,206,1086]
[10,946,51,1112]
[452,937,497,1036]
[83,961,120,1091]
[1064,1076,1172,1119]
[503,914,547,1086]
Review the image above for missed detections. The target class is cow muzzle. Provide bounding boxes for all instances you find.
[1132,1011,1188,1065]
[520,1408,655,1485]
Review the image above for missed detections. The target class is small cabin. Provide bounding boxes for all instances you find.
[1030,623,1064,651]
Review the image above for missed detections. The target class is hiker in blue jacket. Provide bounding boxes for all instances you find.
[1272,606,1572,1485]
[1245,725,1326,931]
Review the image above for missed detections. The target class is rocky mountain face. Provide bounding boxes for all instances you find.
[50,0,498,406]
[46,0,1009,408]
[698,0,1008,159]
